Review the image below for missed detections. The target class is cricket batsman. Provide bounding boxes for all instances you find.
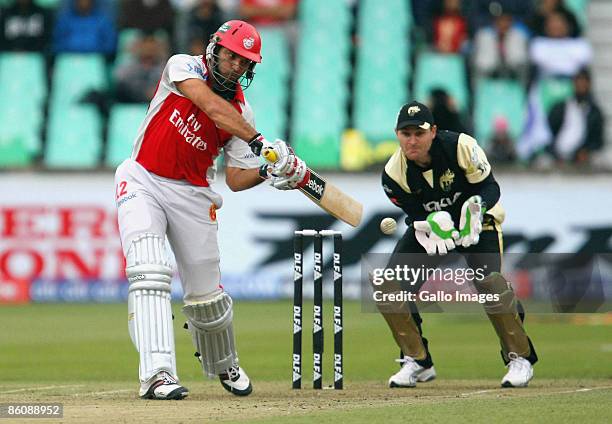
[114,20,308,399]
[376,101,538,388]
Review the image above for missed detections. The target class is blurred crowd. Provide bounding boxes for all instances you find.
[0,0,607,170]
[409,0,605,169]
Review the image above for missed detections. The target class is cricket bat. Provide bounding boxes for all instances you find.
[263,148,363,227]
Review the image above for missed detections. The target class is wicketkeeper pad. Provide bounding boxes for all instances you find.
[126,233,177,383]
[473,272,531,359]
[182,292,238,378]
[370,273,429,362]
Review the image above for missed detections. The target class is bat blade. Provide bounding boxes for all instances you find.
[299,170,363,227]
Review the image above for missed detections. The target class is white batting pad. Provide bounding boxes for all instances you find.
[182,292,238,378]
[126,233,177,383]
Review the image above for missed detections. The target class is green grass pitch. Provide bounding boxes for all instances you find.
[1,301,611,422]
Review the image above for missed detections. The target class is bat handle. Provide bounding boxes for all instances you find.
[262,147,278,163]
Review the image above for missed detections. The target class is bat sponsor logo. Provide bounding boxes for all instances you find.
[302,171,326,201]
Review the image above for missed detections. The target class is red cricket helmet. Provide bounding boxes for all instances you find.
[215,20,262,63]
[206,20,262,91]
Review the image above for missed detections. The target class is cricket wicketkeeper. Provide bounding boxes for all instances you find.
[376,101,538,388]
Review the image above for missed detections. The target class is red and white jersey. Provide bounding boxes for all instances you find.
[131,54,260,187]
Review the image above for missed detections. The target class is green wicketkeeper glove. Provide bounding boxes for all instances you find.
[457,195,486,248]
[414,211,459,256]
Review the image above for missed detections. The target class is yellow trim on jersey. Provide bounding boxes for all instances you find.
[422,169,434,188]
[497,227,504,271]
[457,133,491,184]
[487,203,505,226]
[384,148,411,194]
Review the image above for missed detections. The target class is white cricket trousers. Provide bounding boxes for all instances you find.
[115,159,223,302]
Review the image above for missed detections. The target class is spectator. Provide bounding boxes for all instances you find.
[114,33,168,103]
[529,0,580,38]
[52,0,117,55]
[487,116,517,163]
[187,35,204,55]
[467,0,534,34]
[548,68,605,165]
[472,4,529,82]
[431,0,468,54]
[238,0,298,58]
[177,0,223,53]
[238,0,297,27]
[429,88,467,133]
[0,0,52,53]
[530,11,591,78]
[518,12,592,161]
[119,0,175,39]
[411,0,437,31]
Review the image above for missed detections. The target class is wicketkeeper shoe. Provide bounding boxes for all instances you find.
[501,352,533,388]
[389,356,425,388]
[139,371,189,400]
[219,366,253,396]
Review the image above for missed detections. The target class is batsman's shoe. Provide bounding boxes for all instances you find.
[219,366,253,396]
[389,356,425,388]
[416,366,437,382]
[139,371,189,400]
[501,353,533,388]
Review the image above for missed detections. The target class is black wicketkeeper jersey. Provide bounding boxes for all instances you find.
[381,130,505,227]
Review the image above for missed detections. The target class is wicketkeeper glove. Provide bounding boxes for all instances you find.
[413,211,460,256]
[456,195,486,248]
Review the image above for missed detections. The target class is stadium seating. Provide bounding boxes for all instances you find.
[538,76,574,114]
[50,53,107,106]
[0,53,47,167]
[353,0,411,142]
[414,51,469,113]
[565,0,589,29]
[45,105,103,168]
[44,54,108,168]
[246,27,290,140]
[474,78,526,148]
[105,103,148,167]
[114,29,142,70]
[34,0,61,7]
[291,0,351,168]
